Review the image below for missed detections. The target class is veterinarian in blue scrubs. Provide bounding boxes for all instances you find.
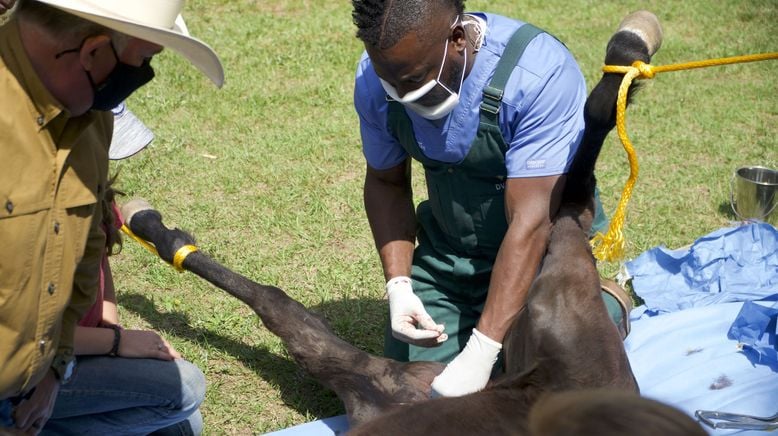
[352,0,621,397]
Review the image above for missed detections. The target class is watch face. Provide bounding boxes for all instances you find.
[64,360,75,382]
[54,357,76,384]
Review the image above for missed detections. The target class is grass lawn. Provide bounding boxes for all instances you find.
[102,0,777,433]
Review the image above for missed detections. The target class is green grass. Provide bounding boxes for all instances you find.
[104,1,777,433]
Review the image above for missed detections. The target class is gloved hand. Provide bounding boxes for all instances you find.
[386,276,447,346]
[430,328,502,397]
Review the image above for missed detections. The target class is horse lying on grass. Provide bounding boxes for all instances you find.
[119,10,705,434]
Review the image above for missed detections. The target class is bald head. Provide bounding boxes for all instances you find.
[352,0,465,49]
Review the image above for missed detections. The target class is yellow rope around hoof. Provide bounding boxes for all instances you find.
[591,52,778,262]
[172,244,199,272]
[121,224,159,256]
[120,224,198,272]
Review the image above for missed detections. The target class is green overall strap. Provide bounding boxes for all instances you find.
[480,24,545,120]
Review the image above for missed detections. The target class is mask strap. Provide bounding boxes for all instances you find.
[83,41,121,91]
[462,14,486,53]
[54,37,89,59]
[450,15,461,29]
[436,21,468,96]
[435,41,450,83]
[55,37,119,64]
[84,40,122,92]
[54,36,121,90]
[433,17,459,88]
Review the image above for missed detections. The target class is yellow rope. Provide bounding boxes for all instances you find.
[172,245,199,272]
[120,224,158,256]
[120,224,199,273]
[591,52,778,262]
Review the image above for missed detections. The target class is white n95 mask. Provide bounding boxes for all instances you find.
[380,29,467,120]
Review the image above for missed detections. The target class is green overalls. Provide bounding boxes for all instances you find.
[383,24,618,364]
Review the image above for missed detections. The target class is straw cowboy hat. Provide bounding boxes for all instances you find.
[33,0,224,87]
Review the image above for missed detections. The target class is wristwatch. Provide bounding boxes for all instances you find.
[50,352,76,384]
[104,324,122,357]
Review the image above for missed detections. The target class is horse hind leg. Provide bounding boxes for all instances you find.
[502,11,663,388]
[564,11,663,213]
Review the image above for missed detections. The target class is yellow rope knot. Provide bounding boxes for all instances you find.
[632,61,655,79]
[592,51,778,263]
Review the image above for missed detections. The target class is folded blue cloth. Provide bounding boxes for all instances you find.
[626,301,778,435]
[626,223,778,314]
[728,300,778,370]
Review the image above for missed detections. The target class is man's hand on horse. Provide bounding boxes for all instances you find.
[386,276,447,346]
[431,328,502,397]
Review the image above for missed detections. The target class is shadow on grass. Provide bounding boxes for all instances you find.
[717,200,738,220]
[120,291,388,423]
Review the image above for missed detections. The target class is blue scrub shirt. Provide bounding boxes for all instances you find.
[354,12,587,179]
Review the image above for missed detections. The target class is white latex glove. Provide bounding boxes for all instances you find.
[431,328,502,397]
[386,276,447,346]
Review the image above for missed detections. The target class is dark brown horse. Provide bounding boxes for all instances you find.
[119,11,701,435]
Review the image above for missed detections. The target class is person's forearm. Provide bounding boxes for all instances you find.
[101,259,120,325]
[477,217,551,342]
[476,175,563,342]
[364,163,416,280]
[73,326,114,355]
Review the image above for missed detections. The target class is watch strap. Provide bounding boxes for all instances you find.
[105,324,122,357]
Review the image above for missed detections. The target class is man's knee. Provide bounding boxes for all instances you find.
[175,360,206,414]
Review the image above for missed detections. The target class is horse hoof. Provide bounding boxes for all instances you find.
[616,10,663,56]
[120,198,154,227]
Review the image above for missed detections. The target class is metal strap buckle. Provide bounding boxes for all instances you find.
[480,86,504,115]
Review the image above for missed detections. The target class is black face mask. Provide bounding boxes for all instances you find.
[56,40,156,111]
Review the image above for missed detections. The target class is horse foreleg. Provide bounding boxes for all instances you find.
[120,199,443,425]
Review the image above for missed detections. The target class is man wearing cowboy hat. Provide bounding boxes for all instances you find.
[0,0,222,433]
